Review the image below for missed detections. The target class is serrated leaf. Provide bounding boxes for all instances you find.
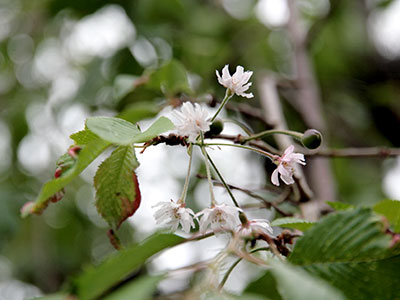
[374,199,400,232]
[147,59,191,95]
[94,145,140,228]
[130,116,174,143]
[326,201,354,211]
[86,117,140,145]
[270,261,346,300]
[25,137,110,216]
[75,233,185,300]
[70,128,99,145]
[271,217,315,231]
[289,208,400,300]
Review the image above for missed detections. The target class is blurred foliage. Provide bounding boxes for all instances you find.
[1,0,400,297]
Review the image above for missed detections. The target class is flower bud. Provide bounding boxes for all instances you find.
[20,201,35,218]
[206,119,224,137]
[301,129,322,149]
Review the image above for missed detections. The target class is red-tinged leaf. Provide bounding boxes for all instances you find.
[117,172,141,228]
[94,145,141,229]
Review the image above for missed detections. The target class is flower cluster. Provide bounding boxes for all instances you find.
[153,64,306,241]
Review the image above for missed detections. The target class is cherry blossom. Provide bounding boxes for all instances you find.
[153,200,196,233]
[172,102,210,142]
[216,65,253,98]
[271,145,306,186]
[197,204,242,234]
[237,219,273,238]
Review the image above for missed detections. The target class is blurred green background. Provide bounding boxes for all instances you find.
[0,0,400,296]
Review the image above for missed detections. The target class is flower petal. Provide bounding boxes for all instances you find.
[271,168,280,186]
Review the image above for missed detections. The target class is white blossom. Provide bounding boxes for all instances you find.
[216,65,254,98]
[153,200,196,233]
[271,145,306,186]
[196,204,242,234]
[237,219,273,238]
[171,102,210,142]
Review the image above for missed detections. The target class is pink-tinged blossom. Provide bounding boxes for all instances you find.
[216,65,254,98]
[271,145,306,186]
[237,219,273,238]
[153,200,196,233]
[172,102,210,142]
[196,204,242,234]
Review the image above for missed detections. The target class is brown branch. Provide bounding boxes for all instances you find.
[306,147,400,158]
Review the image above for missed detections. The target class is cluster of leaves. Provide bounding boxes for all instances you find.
[22,115,175,230]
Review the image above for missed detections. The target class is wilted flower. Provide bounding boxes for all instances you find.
[216,65,253,98]
[271,145,306,186]
[172,102,210,142]
[237,219,273,238]
[197,204,242,234]
[153,200,196,233]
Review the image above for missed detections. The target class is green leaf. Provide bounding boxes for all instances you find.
[289,208,400,300]
[86,117,140,145]
[103,275,163,300]
[25,137,110,216]
[269,261,346,300]
[147,59,191,95]
[326,201,354,211]
[86,116,174,146]
[130,116,174,143]
[374,199,400,232]
[113,74,139,100]
[245,270,282,300]
[94,145,140,228]
[271,217,315,231]
[70,128,99,145]
[75,233,185,300]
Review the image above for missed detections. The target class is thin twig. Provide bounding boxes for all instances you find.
[305,147,400,158]
[196,174,292,216]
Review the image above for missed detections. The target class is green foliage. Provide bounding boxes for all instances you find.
[86,117,141,145]
[103,275,164,300]
[75,233,185,300]
[289,208,400,300]
[86,116,174,145]
[25,137,110,216]
[94,145,140,228]
[270,217,315,231]
[373,199,400,232]
[270,261,346,300]
[147,60,191,95]
[326,201,354,211]
[70,128,101,145]
[245,271,282,300]
[130,116,174,143]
